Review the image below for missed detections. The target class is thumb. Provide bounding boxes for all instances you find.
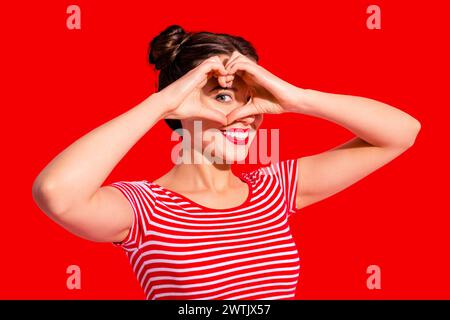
[226,103,259,125]
[197,106,227,126]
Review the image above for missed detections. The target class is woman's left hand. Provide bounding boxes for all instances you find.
[223,51,305,124]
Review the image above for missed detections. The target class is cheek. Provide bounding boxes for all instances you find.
[201,129,225,146]
[254,114,264,128]
[247,130,258,147]
[201,95,222,109]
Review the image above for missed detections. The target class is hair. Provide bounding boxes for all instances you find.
[148,24,259,132]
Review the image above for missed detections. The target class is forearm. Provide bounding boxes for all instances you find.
[295,88,421,148]
[32,92,168,214]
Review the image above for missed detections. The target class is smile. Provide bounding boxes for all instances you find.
[220,128,250,145]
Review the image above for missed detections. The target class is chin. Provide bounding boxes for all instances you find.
[208,139,254,164]
[215,148,249,164]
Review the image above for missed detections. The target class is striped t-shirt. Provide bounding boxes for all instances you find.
[108,158,300,300]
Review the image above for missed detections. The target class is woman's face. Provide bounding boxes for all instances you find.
[180,54,263,164]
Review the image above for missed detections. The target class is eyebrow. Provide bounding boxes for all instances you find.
[209,85,237,92]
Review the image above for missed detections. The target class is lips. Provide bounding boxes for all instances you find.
[220,128,250,145]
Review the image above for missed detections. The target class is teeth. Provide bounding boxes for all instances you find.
[222,131,249,140]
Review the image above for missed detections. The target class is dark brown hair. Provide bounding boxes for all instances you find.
[148,24,259,132]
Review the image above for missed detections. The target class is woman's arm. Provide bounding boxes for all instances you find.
[32,56,228,243]
[32,93,169,242]
[294,89,421,210]
[221,51,421,211]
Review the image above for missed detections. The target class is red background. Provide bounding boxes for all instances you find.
[1,0,448,299]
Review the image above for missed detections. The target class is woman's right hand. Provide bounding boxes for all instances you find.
[157,56,231,125]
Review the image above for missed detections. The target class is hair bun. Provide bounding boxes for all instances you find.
[149,25,190,70]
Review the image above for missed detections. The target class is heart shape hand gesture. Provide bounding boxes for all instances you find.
[158,51,304,126]
[221,51,304,124]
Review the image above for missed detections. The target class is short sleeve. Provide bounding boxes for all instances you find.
[106,180,150,249]
[258,158,299,216]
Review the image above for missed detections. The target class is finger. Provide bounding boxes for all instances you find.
[210,56,229,88]
[226,61,251,81]
[210,56,223,64]
[227,61,252,77]
[209,62,229,88]
[225,74,234,88]
[227,61,271,91]
[206,61,228,78]
[224,53,248,87]
[224,51,242,69]
[198,60,228,90]
[197,106,227,125]
[211,69,227,88]
[217,72,228,88]
[226,104,259,125]
[209,55,227,68]
[225,53,252,71]
[176,60,226,99]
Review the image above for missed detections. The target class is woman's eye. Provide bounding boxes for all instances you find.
[215,93,233,103]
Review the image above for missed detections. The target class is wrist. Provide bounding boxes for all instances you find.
[143,92,173,121]
[285,87,310,114]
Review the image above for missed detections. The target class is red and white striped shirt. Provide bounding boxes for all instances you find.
[108,158,300,300]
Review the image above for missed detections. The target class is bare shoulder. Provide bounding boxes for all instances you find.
[47,184,135,243]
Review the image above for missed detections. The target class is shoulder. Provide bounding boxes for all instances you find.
[242,159,298,179]
[108,180,149,191]
[107,180,157,202]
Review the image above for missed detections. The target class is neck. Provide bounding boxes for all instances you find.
[173,163,236,191]
[171,150,239,192]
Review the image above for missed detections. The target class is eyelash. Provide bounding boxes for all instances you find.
[215,91,233,103]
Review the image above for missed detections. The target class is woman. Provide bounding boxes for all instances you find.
[32,25,421,300]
